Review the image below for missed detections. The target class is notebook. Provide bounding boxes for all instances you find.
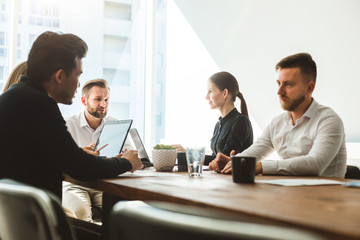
[94,119,133,157]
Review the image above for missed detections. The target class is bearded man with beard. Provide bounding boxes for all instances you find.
[62,78,133,223]
[210,53,347,178]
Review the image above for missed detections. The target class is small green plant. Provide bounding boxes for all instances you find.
[153,144,174,150]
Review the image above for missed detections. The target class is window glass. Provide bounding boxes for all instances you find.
[0,0,7,22]
[0,31,4,45]
[154,0,166,144]
[0,63,4,90]
[1,0,147,141]
[104,2,131,21]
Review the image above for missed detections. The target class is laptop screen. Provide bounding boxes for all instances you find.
[95,120,132,157]
[129,128,149,159]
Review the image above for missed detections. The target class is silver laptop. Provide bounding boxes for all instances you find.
[94,119,133,157]
[129,128,149,159]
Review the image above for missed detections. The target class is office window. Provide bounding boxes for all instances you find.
[104,2,131,21]
[28,34,35,47]
[0,12,5,22]
[103,68,116,83]
[52,3,58,17]
[16,33,20,47]
[57,0,146,138]
[0,0,5,11]
[0,0,150,146]
[0,65,4,91]
[52,18,59,28]
[104,35,129,54]
[103,68,130,86]
[0,31,6,57]
[0,0,6,22]
[0,65,4,79]
[153,0,167,144]
[28,0,59,27]
[109,102,130,120]
[16,33,20,58]
[0,31,4,45]
[0,66,7,94]
[0,64,3,78]
[0,48,5,57]
[18,0,22,24]
[28,16,35,25]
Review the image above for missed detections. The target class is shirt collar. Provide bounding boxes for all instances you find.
[285,98,318,124]
[80,111,89,128]
[303,98,318,119]
[80,111,106,130]
[219,108,238,122]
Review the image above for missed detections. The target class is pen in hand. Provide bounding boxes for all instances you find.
[97,143,108,152]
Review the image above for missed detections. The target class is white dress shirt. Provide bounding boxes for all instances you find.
[237,99,347,178]
[63,111,133,222]
[65,111,133,151]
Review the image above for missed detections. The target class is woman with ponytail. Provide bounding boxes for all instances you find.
[204,71,253,164]
[172,71,253,165]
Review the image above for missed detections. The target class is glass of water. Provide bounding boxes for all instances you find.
[185,147,205,177]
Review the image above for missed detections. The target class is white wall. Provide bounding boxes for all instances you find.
[164,0,263,151]
[173,0,360,142]
[163,0,220,148]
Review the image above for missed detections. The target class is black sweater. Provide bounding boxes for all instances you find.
[0,76,131,198]
[205,108,253,164]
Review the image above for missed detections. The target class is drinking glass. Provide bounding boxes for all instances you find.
[185,147,205,177]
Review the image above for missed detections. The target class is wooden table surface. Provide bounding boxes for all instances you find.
[66,168,360,240]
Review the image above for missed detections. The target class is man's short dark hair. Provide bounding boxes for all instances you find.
[82,78,110,98]
[27,31,88,83]
[275,53,317,83]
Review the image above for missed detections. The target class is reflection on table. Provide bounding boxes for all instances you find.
[65,167,360,240]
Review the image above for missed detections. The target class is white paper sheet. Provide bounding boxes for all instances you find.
[256,179,343,186]
[344,181,360,188]
[118,171,183,177]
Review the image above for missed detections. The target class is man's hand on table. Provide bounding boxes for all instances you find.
[256,161,262,175]
[209,151,234,174]
[116,150,143,172]
[209,150,263,175]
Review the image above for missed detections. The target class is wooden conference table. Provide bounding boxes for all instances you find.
[66,168,360,240]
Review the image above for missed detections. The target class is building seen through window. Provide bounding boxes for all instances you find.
[0,0,168,146]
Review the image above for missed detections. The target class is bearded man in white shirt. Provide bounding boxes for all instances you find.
[62,78,133,222]
[209,53,347,178]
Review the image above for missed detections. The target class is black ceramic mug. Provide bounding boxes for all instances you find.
[177,152,188,172]
[232,156,256,183]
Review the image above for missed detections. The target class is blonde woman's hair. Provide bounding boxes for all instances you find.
[2,61,27,92]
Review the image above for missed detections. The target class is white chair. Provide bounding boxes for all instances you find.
[0,179,76,240]
[107,200,325,240]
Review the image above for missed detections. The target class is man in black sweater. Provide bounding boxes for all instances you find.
[0,31,143,199]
